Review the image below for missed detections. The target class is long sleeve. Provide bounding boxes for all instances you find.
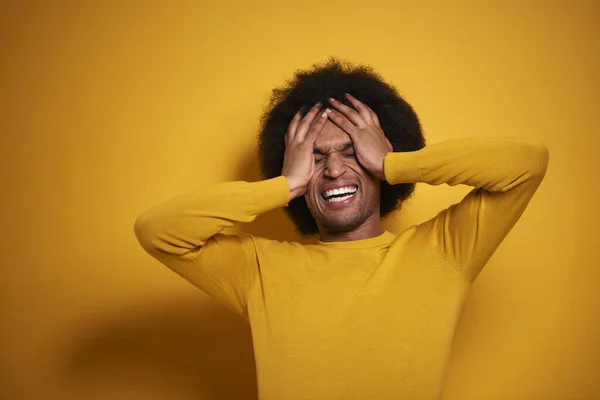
[134,176,290,317]
[384,137,550,283]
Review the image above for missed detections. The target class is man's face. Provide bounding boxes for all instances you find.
[304,120,381,232]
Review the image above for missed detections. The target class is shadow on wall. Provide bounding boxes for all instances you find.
[60,298,258,400]
[59,143,308,399]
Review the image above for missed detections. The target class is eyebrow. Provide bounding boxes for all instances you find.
[313,141,354,155]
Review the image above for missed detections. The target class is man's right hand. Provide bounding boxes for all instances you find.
[281,102,328,200]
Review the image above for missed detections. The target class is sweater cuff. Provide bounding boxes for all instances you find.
[249,176,291,215]
[384,151,423,185]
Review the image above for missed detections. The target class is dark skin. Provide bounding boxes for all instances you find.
[282,93,393,242]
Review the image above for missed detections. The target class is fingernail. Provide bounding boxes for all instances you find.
[328,97,336,103]
[325,108,332,114]
[315,102,322,107]
[321,111,327,118]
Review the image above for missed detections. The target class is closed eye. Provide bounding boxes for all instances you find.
[314,157,324,164]
[344,153,356,158]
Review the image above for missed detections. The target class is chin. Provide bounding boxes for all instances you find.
[318,210,368,232]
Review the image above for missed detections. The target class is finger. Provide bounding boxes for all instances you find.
[328,97,364,127]
[344,93,375,126]
[296,102,323,141]
[347,94,381,127]
[287,108,304,142]
[305,109,329,143]
[325,108,359,137]
[371,110,381,127]
[357,99,381,127]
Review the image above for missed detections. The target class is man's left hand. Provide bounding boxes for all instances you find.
[325,93,392,181]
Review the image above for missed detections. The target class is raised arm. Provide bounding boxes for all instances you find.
[134,177,290,316]
[385,137,549,282]
[325,94,549,283]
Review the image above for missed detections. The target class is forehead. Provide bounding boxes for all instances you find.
[313,120,352,150]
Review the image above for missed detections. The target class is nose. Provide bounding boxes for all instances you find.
[324,153,347,179]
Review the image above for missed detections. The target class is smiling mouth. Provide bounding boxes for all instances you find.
[321,185,358,203]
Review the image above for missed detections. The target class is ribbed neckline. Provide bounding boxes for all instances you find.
[317,231,396,249]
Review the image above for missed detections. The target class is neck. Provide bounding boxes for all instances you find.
[318,214,385,242]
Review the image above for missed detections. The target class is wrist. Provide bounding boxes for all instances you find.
[283,175,305,200]
[372,153,389,181]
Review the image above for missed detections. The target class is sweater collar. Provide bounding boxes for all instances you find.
[317,230,396,249]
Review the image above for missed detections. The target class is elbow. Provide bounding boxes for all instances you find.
[519,139,549,180]
[133,213,158,253]
[532,141,550,179]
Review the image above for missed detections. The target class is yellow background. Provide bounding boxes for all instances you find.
[1,1,599,399]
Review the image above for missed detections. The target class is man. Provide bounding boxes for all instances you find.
[134,59,549,399]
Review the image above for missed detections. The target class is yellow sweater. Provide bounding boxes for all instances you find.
[134,137,549,400]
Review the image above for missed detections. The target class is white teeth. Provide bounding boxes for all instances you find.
[327,194,353,202]
[323,186,357,199]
